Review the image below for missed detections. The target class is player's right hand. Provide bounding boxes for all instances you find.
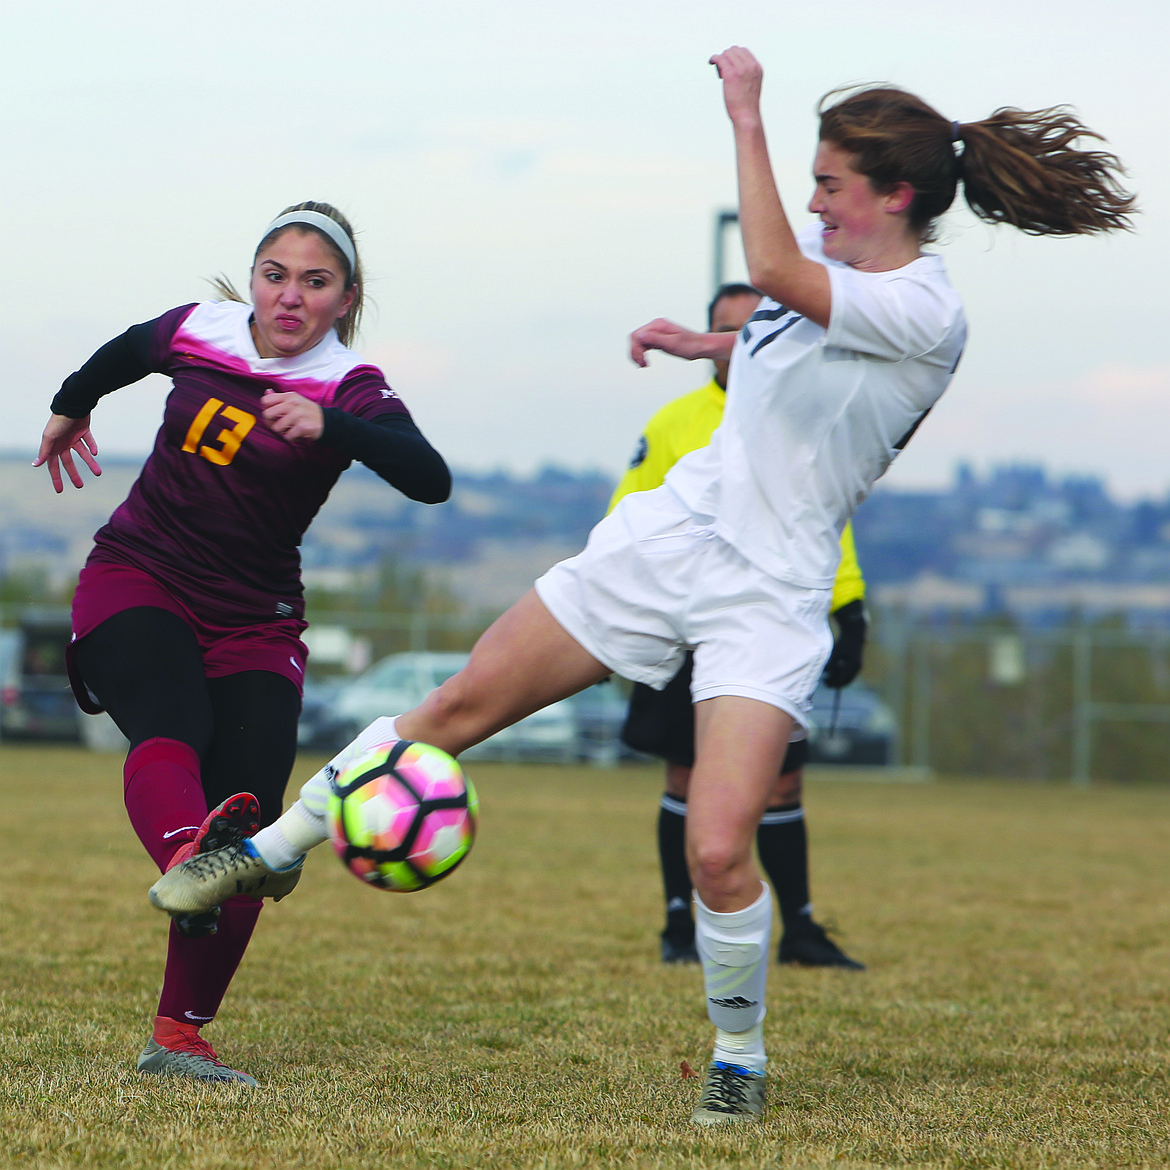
[33,413,102,493]
[630,319,729,367]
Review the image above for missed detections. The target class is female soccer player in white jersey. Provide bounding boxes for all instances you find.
[156,49,1134,1121]
[35,202,450,1086]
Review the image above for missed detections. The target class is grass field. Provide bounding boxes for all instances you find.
[2,746,1169,1169]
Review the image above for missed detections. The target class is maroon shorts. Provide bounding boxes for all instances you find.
[68,560,309,714]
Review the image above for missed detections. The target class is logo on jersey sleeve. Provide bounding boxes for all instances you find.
[742,304,804,357]
[628,435,649,469]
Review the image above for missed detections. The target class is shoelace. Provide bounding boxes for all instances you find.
[700,1065,753,1112]
[161,1027,227,1065]
[181,843,251,881]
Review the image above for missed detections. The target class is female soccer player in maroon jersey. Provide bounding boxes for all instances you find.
[34,202,450,1085]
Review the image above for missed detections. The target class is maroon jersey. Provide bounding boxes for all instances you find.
[89,301,413,625]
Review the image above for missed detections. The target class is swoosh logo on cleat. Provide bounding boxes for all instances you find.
[163,826,200,839]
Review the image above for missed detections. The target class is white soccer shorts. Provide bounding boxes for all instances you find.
[535,487,832,735]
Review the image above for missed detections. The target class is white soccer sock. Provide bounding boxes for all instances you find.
[301,715,402,816]
[250,801,323,871]
[713,1020,766,1070]
[250,716,401,870]
[695,883,771,1072]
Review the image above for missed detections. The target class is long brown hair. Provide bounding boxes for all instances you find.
[211,200,365,347]
[818,86,1136,241]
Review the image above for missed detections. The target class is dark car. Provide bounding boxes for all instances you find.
[0,613,81,743]
[567,678,641,764]
[297,677,354,755]
[805,681,897,766]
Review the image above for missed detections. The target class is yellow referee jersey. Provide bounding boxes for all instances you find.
[609,378,865,612]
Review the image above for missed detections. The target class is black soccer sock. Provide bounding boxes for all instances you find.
[657,793,693,937]
[756,802,812,933]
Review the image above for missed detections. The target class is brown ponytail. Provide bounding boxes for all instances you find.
[818,86,1136,241]
[958,108,1135,236]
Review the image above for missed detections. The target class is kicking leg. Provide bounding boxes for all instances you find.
[399,589,610,752]
[155,590,610,911]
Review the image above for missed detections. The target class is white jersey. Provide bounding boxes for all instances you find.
[664,223,966,589]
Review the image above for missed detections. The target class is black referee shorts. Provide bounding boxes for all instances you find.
[620,650,809,774]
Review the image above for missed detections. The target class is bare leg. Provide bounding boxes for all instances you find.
[687,696,794,913]
[398,589,611,754]
[658,759,800,961]
[687,696,795,1074]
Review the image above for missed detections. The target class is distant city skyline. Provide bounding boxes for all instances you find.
[7,452,1170,632]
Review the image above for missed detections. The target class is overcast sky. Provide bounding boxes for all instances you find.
[4,0,1167,500]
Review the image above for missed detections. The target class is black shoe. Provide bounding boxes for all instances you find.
[778,920,865,969]
[173,908,221,939]
[661,933,700,964]
[661,905,699,964]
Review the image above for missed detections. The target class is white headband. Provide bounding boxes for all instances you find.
[261,210,356,275]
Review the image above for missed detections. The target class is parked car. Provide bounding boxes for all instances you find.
[567,677,641,764]
[805,681,897,766]
[331,652,579,763]
[297,676,354,754]
[0,613,81,743]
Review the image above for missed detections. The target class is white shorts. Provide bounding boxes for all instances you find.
[535,487,833,735]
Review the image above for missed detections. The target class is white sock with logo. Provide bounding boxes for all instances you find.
[250,716,401,870]
[695,883,771,1071]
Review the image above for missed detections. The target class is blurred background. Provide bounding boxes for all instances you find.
[3,0,1168,783]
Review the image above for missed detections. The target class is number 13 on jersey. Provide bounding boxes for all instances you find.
[182,397,256,466]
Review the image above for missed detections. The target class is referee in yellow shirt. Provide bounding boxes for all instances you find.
[610,283,866,968]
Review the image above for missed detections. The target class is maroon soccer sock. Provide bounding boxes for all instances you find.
[157,896,264,1025]
[123,737,207,871]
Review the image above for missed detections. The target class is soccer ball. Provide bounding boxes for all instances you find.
[327,739,478,892]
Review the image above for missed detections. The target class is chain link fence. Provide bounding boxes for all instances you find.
[864,618,1170,784]
[5,604,1169,782]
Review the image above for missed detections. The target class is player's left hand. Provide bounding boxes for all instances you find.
[261,390,323,441]
[709,45,764,125]
[823,599,868,689]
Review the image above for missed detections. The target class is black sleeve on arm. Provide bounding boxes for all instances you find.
[50,321,156,418]
[319,409,452,503]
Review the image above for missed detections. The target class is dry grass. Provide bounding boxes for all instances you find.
[2,746,1169,1169]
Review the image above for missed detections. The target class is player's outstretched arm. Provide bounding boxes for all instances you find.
[710,46,831,328]
[33,413,102,493]
[630,319,737,368]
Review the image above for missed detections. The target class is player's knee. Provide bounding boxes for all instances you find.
[687,836,748,893]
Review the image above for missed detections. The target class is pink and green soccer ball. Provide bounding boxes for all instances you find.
[327,739,478,892]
